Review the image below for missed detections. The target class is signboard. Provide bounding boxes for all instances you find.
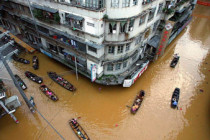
[156,20,175,57]
[91,64,97,82]
[40,48,52,58]
[123,61,149,87]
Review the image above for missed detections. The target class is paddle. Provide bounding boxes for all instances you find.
[126,105,131,108]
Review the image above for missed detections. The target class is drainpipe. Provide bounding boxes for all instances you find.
[26,0,40,38]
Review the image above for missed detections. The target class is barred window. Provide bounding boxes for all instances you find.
[108,46,115,54]
[115,63,121,70]
[111,0,119,8]
[122,0,130,7]
[117,45,124,54]
[107,64,114,71]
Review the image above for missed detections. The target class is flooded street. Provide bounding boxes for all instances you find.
[0,4,209,140]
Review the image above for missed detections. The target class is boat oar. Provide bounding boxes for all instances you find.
[126,105,131,108]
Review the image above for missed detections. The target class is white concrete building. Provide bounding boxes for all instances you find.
[0,0,195,86]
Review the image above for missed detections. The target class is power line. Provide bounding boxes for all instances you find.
[34,107,65,140]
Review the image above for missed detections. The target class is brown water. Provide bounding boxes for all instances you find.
[0,5,209,140]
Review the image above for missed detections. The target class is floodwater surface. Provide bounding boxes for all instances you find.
[0,5,209,140]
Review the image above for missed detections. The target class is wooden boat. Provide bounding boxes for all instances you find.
[32,56,39,70]
[14,74,27,90]
[47,72,76,92]
[170,55,180,68]
[39,84,58,101]
[12,54,30,64]
[69,118,90,140]
[171,88,180,108]
[130,90,145,114]
[25,71,43,84]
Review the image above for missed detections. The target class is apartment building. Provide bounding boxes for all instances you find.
[0,0,195,87]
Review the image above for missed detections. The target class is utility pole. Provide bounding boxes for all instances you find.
[74,56,78,80]
[0,41,35,113]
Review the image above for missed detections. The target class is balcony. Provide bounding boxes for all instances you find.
[32,4,60,24]
[58,0,105,11]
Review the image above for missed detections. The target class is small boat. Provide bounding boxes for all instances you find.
[131,90,145,114]
[12,54,30,64]
[25,71,43,84]
[170,55,180,68]
[14,74,27,90]
[39,84,58,101]
[47,72,76,92]
[171,88,180,108]
[32,56,39,70]
[69,118,90,140]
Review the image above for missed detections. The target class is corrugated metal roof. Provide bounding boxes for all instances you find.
[147,35,161,48]
[66,13,84,21]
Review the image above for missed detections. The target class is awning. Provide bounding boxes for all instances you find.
[32,4,58,13]
[147,35,161,48]
[66,13,84,21]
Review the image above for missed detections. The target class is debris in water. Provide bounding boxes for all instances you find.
[115,124,118,127]
[180,108,182,110]
[200,89,204,92]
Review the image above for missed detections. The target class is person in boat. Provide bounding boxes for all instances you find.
[174,53,179,59]
[51,95,57,101]
[136,98,141,103]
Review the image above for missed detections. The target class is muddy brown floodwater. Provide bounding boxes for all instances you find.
[0,4,209,140]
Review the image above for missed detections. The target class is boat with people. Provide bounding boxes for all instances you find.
[47,71,76,92]
[14,74,27,90]
[131,90,145,114]
[39,84,58,101]
[69,118,90,140]
[32,56,39,70]
[25,71,43,84]
[170,54,180,68]
[171,88,180,108]
[12,54,30,64]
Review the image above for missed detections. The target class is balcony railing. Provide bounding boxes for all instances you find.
[142,0,156,5]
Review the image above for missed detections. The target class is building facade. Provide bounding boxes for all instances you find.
[0,0,196,87]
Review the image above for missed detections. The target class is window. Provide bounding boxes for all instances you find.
[122,0,130,7]
[120,21,127,33]
[128,19,134,31]
[87,22,95,27]
[111,0,119,8]
[49,43,58,52]
[158,3,163,14]
[148,8,156,21]
[125,43,130,51]
[107,64,114,71]
[88,46,97,53]
[133,0,138,6]
[117,45,123,54]
[132,54,137,61]
[123,61,127,68]
[153,21,159,32]
[108,46,115,54]
[139,14,146,26]
[135,35,142,45]
[109,22,117,34]
[115,63,121,70]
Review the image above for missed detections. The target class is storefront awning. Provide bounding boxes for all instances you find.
[66,13,84,21]
[147,35,161,48]
[32,4,58,13]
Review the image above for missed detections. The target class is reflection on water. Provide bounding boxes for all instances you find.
[0,5,210,140]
